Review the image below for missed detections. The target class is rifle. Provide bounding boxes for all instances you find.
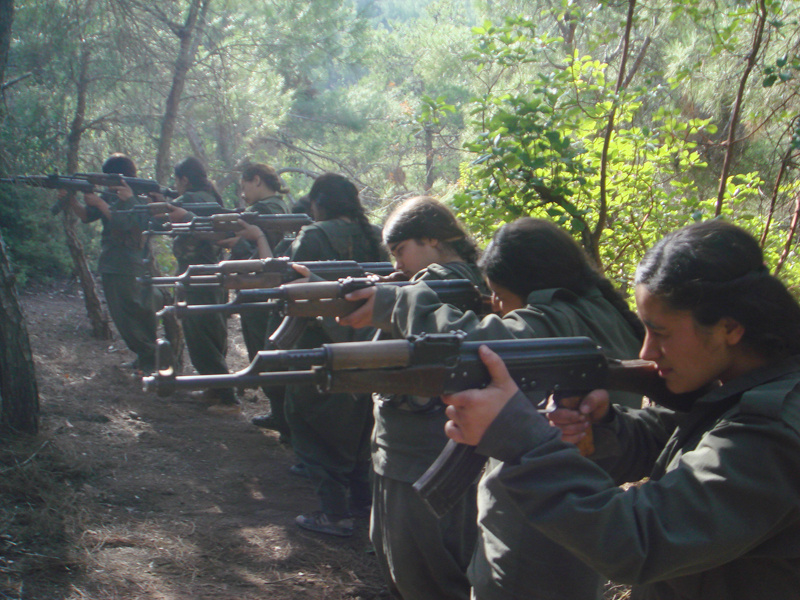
[144,258,397,290]
[142,333,699,517]
[0,174,97,215]
[119,202,237,218]
[146,213,312,243]
[159,278,488,350]
[72,173,180,200]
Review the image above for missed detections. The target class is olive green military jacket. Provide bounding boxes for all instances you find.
[171,190,225,271]
[85,193,151,275]
[289,218,387,264]
[229,194,288,260]
[289,218,387,347]
[477,357,800,600]
[372,281,643,600]
[372,261,488,482]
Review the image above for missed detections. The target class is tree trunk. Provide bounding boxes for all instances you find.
[714,0,767,216]
[65,44,112,339]
[0,0,12,88]
[155,0,211,183]
[774,190,800,275]
[0,236,39,434]
[0,0,38,435]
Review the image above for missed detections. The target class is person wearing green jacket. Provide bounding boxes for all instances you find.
[340,218,644,599]
[442,220,800,600]
[250,193,313,442]
[66,154,158,377]
[214,163,292,432]
[163,157,238,414]
[287,173,388,538]
[370,196,488,600]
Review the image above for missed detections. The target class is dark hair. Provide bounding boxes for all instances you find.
[308,173,381,256]
[636,219,800,359]
[102,154,137,178]
[174,157,223,205]
[241,163,289,194]
[383,196,479,264]
[291,194,312,217]
[481,218,644,338]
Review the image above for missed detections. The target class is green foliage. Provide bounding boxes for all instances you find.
[3,0,800,293]
[453,18,715,287]
[0,187,92,285]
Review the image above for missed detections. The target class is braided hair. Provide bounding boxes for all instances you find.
[480,218,644,339]
[636,219,800,359]
[308,173,382,258]
[174,157,223,205]
[383,196,479,263]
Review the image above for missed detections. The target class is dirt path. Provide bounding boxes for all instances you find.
[10,288,385,599]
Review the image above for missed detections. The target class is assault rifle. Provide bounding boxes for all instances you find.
[159,278,487,350]
[144,258,397,290]
[118,202,237,218]
[72,173,179,200]
[146,212,312,243]
[0,174,96,215]
[142,333,698,517]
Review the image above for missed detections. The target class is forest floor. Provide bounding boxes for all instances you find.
[0,284,386,600]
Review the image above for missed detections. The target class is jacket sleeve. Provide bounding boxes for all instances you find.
[590,404,679,484]
[372,282,550,340]
[478,392,800,585]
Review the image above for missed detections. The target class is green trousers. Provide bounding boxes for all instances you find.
[371,474,477,600]
[285,383,373,517]
[182,286,235,403]
[101,273,157,373]
[241,310,290,436]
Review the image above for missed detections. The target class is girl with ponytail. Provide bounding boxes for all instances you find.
[340,216,644,600]
[286,173,387,538]
[441,220,800,600]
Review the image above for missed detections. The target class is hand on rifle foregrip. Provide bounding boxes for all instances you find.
[289,263,311,282]
[442,345,520,446]
[337,286,377,329]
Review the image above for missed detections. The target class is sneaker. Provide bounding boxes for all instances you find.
[295,512,354,537]
[207,402,242,415]
[251,413,278,429]
[289,463,310,478]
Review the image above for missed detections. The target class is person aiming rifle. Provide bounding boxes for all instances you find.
[61,154,162,378]
[339,217,645,600]
[441,220,800,600]
[165,156,239,414]
[369,196,488,600]
[284,173,389,538]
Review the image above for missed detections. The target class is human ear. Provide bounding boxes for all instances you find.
[720,317,746,345]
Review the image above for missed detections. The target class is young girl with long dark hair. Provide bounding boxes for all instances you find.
[444,220,800,600]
